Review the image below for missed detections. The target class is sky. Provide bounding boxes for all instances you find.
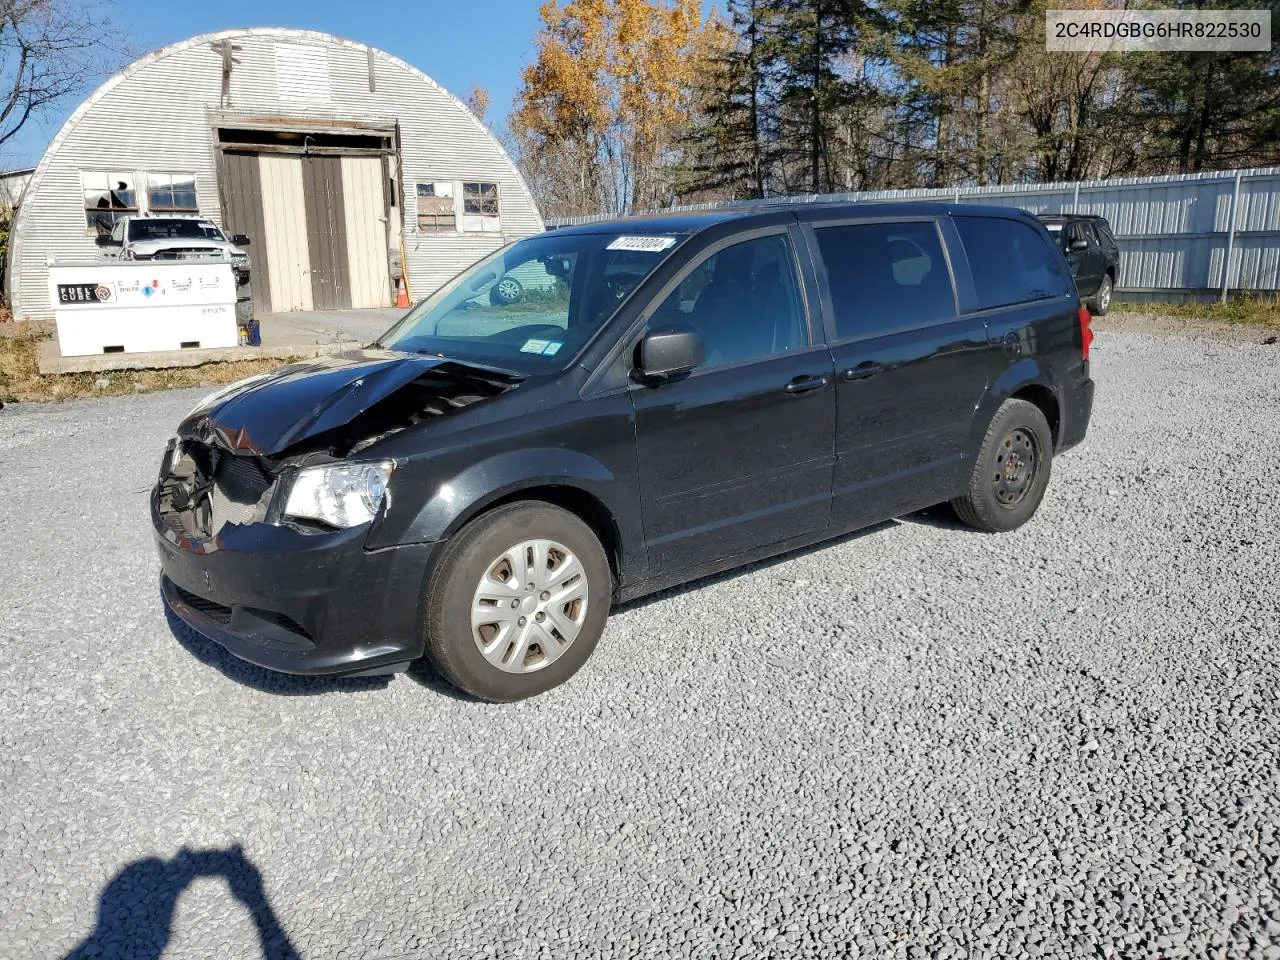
[1,0,553,170]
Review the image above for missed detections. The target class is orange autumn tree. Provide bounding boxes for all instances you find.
[512,0,727,218]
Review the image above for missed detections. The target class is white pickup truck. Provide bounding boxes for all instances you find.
[96,214,251,282]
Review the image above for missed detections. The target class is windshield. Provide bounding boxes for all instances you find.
[377,231,684,372]
[130,220,226,242]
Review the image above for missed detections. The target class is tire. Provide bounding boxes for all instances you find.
[1088,273,1113,316]
[424,502,611,702]
[489,275,523,306]
[951,399,1054,533]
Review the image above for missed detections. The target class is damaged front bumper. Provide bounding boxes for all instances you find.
[152,472,437,678]
[149,353,522,677]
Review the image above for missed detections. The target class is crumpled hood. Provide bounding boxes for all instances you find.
[178,350,506,457]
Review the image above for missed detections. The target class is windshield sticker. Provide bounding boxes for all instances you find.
[1044,224,1063,232]
[607,235,677,252]
[542,341,563,356]
[520,338,551,354]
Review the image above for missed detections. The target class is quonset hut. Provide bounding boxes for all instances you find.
[7,27,543,321]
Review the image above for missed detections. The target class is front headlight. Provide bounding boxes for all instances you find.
[283,460,394,528]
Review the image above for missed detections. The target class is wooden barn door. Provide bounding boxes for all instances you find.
[341,156,392,308]
[302,156,351,310]
[219,151,274,315]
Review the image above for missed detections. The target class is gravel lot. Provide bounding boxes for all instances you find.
[1,330,1278,959]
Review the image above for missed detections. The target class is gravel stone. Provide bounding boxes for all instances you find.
[1,330,1279,959]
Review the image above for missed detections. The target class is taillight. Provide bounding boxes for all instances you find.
[1078,304,1093,361]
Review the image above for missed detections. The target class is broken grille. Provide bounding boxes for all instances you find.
[159,442,276,538]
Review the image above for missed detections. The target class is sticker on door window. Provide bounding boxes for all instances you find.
[607,235,677,252]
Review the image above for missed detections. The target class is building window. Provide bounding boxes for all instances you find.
[462,181,499,216]
[83,171,137,233]
[416,181,456,233]
[147,173,197,212]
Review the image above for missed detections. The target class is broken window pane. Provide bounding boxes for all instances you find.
[463,181,499,217]
[416,181,456,233]
[83,171,137,232]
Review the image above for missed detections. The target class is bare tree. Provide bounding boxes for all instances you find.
[464,84,491,125]
[0,0,121,149]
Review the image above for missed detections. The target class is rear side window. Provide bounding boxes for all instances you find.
[813,220,955,340]
[954,216,1069,310]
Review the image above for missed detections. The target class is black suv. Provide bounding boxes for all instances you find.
[153,203,1095,701]
[1037,214,1119,316]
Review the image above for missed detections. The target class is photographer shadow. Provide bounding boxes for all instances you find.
[64,843,299,960]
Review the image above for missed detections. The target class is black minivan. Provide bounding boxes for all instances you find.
[153,202,1094,701]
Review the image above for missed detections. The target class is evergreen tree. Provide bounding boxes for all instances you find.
[680,0,782,199]
[1120,0,1280,174]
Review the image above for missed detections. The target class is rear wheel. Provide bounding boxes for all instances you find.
[1088,274,1113,316]
[952,399,1054,533]
[424,502,611,701]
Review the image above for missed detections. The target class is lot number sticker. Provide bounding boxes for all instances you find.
[607,236,677,252]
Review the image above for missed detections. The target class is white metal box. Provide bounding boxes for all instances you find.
[48,260,239,357]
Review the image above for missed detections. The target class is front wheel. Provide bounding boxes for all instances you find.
[424,502,611,701]
[952,399,1054,533]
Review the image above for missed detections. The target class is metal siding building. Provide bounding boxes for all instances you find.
[8,28,543,321]
[548,167,1280,299]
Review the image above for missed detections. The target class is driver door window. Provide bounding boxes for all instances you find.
[651,234,807,370]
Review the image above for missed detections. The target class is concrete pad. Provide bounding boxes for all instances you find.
[38,338,362,374]
[260,307,405,348]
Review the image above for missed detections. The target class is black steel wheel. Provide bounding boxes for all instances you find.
[952,398,1054,533]
[992,426,1040,507]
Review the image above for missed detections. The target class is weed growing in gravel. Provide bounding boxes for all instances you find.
[1113,293,1280,328]
[0,333,293,403]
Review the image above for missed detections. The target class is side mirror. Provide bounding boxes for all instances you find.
[1069,238,1088,251]
[95,235,121,247]
[637,325,703,380]
[541,256,569,279]
[231,234,250,246]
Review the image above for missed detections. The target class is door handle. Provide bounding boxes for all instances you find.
[841,362,883,382]
[784,374,829,394]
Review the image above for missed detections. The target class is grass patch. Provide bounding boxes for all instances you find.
[0,333,291,403]
[1113,293,1280,328]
